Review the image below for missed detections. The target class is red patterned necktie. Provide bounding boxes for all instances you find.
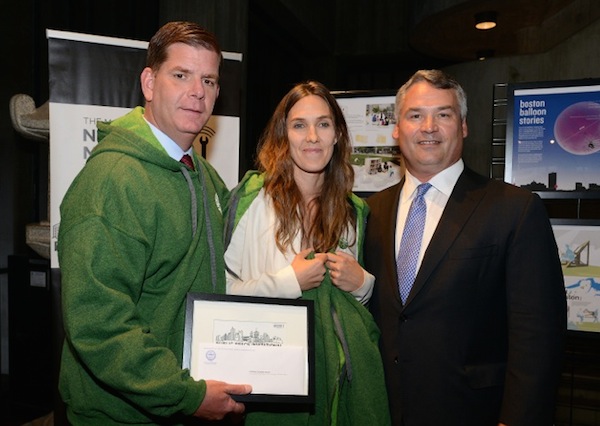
[180,154,195,171]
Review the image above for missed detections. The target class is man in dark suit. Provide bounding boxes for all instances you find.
[365,69,566,426]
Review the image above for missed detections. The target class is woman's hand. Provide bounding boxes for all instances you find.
[326,251,364,292]
[291,248,328,291]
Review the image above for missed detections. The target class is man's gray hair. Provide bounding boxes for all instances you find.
[395,69,468,121]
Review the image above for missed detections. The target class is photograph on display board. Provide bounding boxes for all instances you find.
[334,92,402,194]
[505,79,600,192]
[551,219,600,334]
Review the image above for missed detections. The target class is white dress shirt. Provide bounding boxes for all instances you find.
[395,160,464,270]
[144,117,193,160]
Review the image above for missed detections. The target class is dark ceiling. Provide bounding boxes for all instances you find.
[257,0,600,64]
[243,0,600,172]
[408,0,600,62]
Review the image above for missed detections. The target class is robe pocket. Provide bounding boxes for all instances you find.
[449,244,498,259]
[464,362,506,389]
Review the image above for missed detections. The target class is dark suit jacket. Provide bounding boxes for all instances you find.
[365,167,567,426]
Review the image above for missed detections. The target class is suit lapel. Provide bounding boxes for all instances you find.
[404,168,487,306]
[378,179,404,305]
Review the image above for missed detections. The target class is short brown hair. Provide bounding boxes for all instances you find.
[146,21,222,71]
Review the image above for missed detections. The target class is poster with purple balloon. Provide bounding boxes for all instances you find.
[505,80,600,191]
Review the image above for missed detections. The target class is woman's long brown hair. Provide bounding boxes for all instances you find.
[257,81,356,253]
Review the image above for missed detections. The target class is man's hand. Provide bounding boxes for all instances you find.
[193,380,251,420]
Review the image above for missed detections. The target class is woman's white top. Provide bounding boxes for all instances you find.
[225,189,374,304]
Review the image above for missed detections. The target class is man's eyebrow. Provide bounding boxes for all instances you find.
[406,105,454,112]
[167,66,219,80]
[167,65,190,74]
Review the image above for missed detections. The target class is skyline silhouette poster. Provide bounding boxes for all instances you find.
[505,80,600,192]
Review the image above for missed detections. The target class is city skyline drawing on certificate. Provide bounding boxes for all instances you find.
[213,320,285,346]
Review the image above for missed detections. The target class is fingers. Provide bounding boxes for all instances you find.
[227,384,252,395]
[292,250,327,290]
[195,381,250,420]
[326,252,363,292]
[326,251,355,273]
[298,247,314,259]
[229,400,246,415]
[327,254,340,277]
[327,250,348,259]
[326,251,353,262]
[329,268,346,281]
[227,384,251,414]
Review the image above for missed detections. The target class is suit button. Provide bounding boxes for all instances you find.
[394,357,399,364]
[399,314,408,322]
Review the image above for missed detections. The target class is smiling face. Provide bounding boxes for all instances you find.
[141,42,220,150]
[286,95,337,187]
[394,81,467,181]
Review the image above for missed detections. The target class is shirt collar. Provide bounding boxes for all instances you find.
[144,118,193,160]
[403,159,464,199]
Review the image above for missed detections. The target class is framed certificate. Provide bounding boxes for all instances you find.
[183,293,315,404]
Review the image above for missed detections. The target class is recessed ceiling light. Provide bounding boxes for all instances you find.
[475,11,497,30]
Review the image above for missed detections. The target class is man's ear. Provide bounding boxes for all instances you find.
[140,67,154,102]
[392,123,400,140]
